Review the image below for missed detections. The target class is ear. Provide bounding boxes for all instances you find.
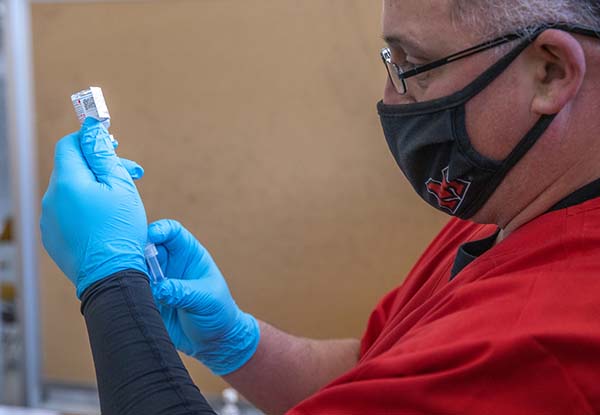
[529,29,586,115]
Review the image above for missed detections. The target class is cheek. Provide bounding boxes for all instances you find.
[465,62,537,161]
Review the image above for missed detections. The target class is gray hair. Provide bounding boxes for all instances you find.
[451,0,600,38]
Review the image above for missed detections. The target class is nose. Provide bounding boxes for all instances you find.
[383,78,415,105]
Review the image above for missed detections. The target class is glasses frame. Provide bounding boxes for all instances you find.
[381,31,523,95]
[382,23,600,95]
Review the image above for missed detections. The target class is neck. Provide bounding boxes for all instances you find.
[481,106,600,243]
[496,164,600,243]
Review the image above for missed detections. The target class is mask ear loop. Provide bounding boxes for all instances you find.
[449,29,552,174]
[456,28,560,219]
[458,114,557,219]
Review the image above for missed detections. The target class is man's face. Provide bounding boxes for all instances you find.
[381,0,538,161]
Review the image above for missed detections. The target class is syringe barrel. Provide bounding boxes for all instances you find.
[145,243,166,284]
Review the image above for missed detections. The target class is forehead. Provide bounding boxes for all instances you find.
[382,0,468,51]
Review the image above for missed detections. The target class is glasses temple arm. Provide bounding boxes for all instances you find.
[401,34,521,79]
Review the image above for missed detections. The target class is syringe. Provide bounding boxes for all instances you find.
[145,243,166,284]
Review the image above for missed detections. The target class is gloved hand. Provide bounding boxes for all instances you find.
[149,219,260,376]
[41,118,148,298]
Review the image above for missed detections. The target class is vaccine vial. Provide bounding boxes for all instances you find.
[71,87,116,143]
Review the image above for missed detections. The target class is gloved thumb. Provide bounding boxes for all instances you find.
[79,117,130,185]
[153,279,203,312]
[120,158,145,181]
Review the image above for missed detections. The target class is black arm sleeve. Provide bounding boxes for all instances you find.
[80,269,217,415]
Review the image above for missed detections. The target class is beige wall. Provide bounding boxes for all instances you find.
[33,0,448,394]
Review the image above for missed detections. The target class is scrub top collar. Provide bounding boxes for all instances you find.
[450,177,600,280]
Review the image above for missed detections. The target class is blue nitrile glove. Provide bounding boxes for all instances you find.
[40,117,148,298]
[148,219,260,376]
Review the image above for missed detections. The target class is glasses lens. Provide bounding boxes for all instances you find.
[380,48,407,95]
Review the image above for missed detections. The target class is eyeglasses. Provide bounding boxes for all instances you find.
[381,22,600,95]
[381,32,524,95]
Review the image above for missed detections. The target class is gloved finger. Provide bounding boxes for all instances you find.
[79,118,132,186]
[148,219,181,244]
[147,219,197,254]
[148,219,210,281]
[120,158,145,181]
[153,279,204,312]
[52,131,96,183]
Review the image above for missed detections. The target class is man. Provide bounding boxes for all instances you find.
[41,1,600,414]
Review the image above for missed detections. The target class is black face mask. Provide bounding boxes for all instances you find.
[377,33,557,220]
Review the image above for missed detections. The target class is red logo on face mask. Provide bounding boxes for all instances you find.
[425,167,471,214]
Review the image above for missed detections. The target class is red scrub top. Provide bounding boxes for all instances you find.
[288,197,600,415]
